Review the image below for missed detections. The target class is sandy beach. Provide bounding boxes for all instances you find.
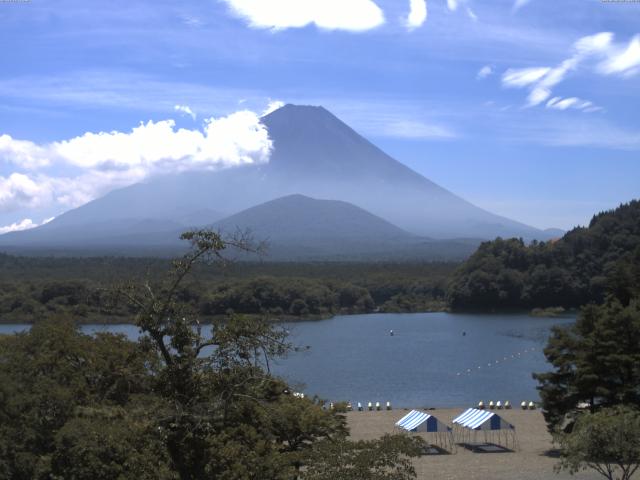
[347,408,603,480]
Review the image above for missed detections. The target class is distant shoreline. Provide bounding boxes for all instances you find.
[0,308,578,325]
[0,306,576,326]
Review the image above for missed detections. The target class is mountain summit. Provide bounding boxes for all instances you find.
[260,104,544,239]
[0,104,552,255]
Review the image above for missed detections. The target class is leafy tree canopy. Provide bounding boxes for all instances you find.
[556,406,640,480]
[534,298,640,431]
[447,200,640,310]
[0,230,421,480]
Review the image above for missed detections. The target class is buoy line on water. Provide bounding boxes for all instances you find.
[454,347,538,377]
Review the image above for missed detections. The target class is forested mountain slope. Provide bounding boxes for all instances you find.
[446,200,640,310]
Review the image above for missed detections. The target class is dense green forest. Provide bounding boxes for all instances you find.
[447,200,640,310]
[0,255,454,323]
[0,232,424,479]
[3,199,639,323]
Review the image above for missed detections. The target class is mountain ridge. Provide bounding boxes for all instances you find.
[0,103,555,257]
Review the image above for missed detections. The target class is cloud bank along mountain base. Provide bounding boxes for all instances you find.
[0,109,273,230]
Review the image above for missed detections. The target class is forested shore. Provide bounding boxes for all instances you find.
[447,200,640,311]
[2,200,638,324]
[0,256,454,323]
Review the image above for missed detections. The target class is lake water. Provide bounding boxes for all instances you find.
[0,312,574,408]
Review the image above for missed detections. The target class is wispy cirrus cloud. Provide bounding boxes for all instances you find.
[0,71,266,116]
[445,0,477,21]
[598,35,640,76]
[378,119,456,140]
[500,32,639,110]
[546,97,601,113]
[477,65,493,79]
[513,0,532,12]
[493,109,640,150]
[174,104,196,120]
[502,67,550,88]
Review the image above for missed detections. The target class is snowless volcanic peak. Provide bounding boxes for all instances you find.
[0,104,553,255]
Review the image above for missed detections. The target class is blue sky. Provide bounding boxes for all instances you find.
[1,0,639,233]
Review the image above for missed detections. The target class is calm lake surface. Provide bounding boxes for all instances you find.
[0,312,574,408]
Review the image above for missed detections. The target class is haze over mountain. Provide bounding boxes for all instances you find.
[209,194,478,260]
[0,104,556,257]
[0,194,479,260]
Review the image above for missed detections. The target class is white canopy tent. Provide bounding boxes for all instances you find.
[395,410,455,452]
[452,408,519,451]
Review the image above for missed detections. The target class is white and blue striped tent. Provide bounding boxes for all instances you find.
[396,410,450,433]
[452,408,513,431]
[395,410,455,452]
[452,408,519,450]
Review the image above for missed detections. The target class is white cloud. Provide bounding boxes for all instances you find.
[502,67,550,87]
[546,97,595,111]
[262,100,285,116]
[174,104,196,120]
[0,216,54,235]
[527,87,551,106]
[513,0,531,11]
[378,119,456,139]
[405,0,427,30]
[0,109,273,214]
[0,173,54,213]
[466,7,477,21]
[477,65,493,79]
[598,35,640,76]
[221,0,385,32]
[574,32,613,55]
[53,111,271,173]
[0,218,38,235]
[0,134,51,170]
[501,32,639,109]
[446,0,458,12]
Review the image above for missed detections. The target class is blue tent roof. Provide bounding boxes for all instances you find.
[452,408,514,431]
[395,410,451,433]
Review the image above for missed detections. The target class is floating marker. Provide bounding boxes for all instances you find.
[375,401,381,411]
[358,402,363,411]
[368,402,373,411]
[386,401,392,411]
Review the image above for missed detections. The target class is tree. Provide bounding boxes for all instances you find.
[447,200,640,311]
[0,318,156,479]
[0,229,423,479]
[301,434,425,480]
[556,406,640,480]
[534,298,640,432]
[50,409,175,480]
[117,230,354,480]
